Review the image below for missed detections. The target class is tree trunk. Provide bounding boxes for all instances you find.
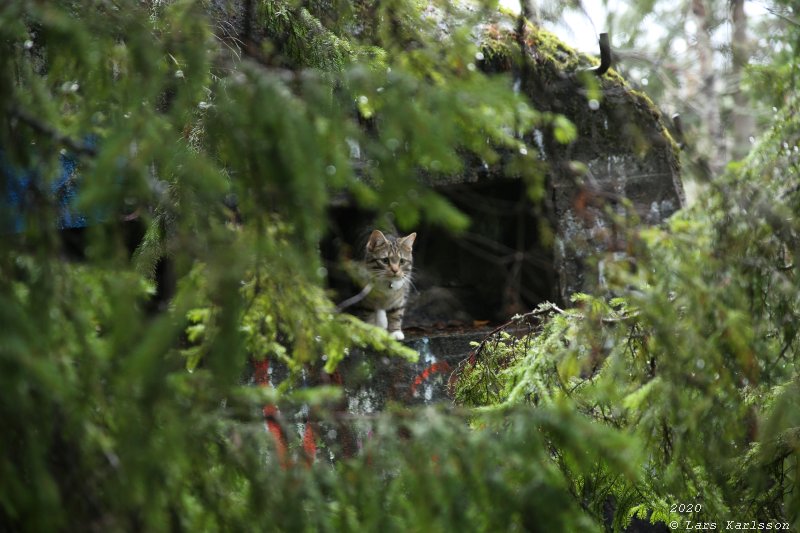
[690,0,723,174]
[730,0,755,160]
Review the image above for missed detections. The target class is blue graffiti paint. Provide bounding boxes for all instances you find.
[2,149,90,232]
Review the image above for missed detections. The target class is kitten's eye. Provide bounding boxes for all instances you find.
[381,258,390,265]
[399,259,407,265]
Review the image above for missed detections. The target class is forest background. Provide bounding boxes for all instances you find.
[1,0,799,531]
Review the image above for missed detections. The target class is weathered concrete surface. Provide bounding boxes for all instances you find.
[246,329,489,424]
[544,88,684,301]
[336,329,489,411]
[476,22,685,303]
[245,329,489,461]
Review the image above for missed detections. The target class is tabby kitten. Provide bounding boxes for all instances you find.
[360,229,416,340]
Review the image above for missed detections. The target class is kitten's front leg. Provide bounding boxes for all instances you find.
[375,309,388,329]
[386,306,405,340]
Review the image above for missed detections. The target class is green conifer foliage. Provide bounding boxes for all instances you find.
[0,0,557,530]
[454,104,800,528]
[2,0,798,531]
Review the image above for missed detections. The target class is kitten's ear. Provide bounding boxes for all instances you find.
[399,232,417,250]
[366,229,387,252]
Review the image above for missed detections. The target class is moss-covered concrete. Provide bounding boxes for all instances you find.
[209,0,684,308]
[473,14,684,301]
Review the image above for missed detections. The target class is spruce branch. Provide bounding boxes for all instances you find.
[9,107,97,157]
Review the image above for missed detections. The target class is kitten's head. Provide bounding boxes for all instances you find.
[365,229,416,288]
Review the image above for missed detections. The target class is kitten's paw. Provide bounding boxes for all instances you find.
[389,330,405,341]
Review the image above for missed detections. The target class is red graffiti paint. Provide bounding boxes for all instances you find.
[302,423,317,466]
[252,358,289,468]
[410,360,452,396]
[263,405,289,467]
[253,357,270,386]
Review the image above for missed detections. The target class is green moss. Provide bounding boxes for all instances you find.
[478,19,584,74]
[526,24,583,70]
[480,34,514,68]
[478,13,679,159]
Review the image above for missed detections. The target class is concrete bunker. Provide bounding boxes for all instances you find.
[324,21,684,335]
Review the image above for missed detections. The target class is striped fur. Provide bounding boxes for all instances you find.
[360,229,416,340]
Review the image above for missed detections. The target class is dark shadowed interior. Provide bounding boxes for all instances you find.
[322,178,558,331]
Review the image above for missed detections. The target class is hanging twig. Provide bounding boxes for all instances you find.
[585,33,611,77]
[470,305,564,361]
[766,7,800,28]
[672,113,685,149]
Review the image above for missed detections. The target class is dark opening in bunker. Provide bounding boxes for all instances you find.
[323,178,558,333]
